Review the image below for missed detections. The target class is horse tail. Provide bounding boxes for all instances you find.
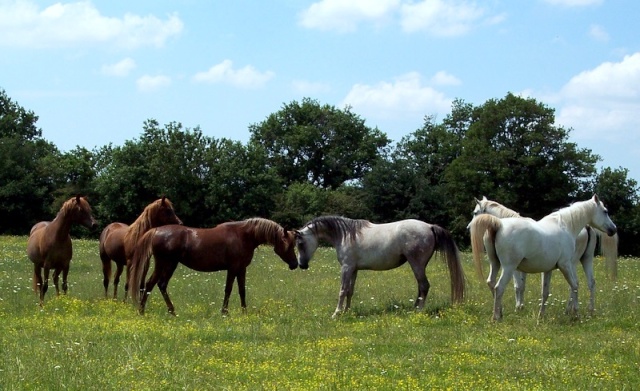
[129,228,156,305]
[431,225,465,304]
[469,214,502,279]
[599,231,619,280]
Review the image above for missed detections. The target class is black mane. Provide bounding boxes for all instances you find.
[304,215,370,242]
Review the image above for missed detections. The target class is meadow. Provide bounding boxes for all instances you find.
[1,235,639,390]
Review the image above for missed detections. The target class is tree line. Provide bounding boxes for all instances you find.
[2,89,639,254]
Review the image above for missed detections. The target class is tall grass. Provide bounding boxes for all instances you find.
[1,235,639,390]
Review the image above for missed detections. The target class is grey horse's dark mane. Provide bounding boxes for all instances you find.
[304,215,371,242]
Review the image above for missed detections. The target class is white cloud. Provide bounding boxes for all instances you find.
[399,0,487,36]
[136,74,171,92]
[193,60,274,89]
[543,0,603,6]
[298,0,400,32]
[588,24,609,42]
[0,0,183,48]
[342,72,452,120]
[430,71,461,86]
[554,53,640,141]
[292,80,332,94]
[101,58,136,77]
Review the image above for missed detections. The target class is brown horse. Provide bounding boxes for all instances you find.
[129,218,298,315]
[98,197,182,300]
[26,196,97,306]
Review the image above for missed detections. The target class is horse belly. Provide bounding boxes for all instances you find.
[355,251,404,271]
[517,257,559,273]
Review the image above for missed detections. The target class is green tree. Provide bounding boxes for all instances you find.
[0,89,61,233]
[248,98,390,189]
[444,93,599,238]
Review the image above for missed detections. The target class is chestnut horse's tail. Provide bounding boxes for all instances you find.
[129,228,157,306]
[469,214,502,280]
[430,225,465,304]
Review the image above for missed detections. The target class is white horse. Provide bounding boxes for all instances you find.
[470,196,619,314]
[469,195,617,321]
[295,216,465,318]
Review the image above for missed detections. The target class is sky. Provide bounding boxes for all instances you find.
[1,0,639,184]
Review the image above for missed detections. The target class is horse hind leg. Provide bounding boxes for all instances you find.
[156,262,179,316]
[33,265,43,301]
[513,271,526,311]
[61,266,69,295]
[408,260,429,310]
[112,263,124,300]
[52,268,61,295]
[558,263,579,318]
[580,256,596,315]
[40,268,51,306]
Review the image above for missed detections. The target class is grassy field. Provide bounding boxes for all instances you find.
[1,235,639,390]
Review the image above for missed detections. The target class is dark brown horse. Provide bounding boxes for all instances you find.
[26,196,97,305]
[98,197,182,300]
[129,218,298,315]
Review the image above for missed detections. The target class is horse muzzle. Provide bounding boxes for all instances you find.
[606,226,617,237]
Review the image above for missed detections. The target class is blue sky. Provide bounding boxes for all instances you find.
[2,0,639,183]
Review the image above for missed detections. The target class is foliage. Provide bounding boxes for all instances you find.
[1,236,640,390]
[248,97,390,189]
[444,93,600,241]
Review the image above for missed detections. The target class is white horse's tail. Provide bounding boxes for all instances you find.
[599,231,619,280]
[469,214,502,279]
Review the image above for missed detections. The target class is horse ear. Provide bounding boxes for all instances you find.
[161,195,166,205]
[592,194,600,203]
[75,195,81,203]
[482,196,488,201]
[474,197,481,205]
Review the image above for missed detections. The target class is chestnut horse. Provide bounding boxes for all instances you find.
[98,197,182,300]
[129,218,298,315]
[26,196,97,305]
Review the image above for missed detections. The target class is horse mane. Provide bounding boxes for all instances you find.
[304,215,371,242]
[549,199,593,233]
[123,198,174,253]
[240,218,286,246]
[482,200,521,218]
[57,196,91,218]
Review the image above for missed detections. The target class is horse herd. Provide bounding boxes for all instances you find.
[25,194,619,321]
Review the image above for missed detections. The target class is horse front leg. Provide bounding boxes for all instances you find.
[333,265,356,318]
[40,267,51,306]
[52,268,61,295]
[237,268,248,312]
[538,271,552,319]
[558,262,579,318]
[580,257,596,315]
[101,258,112,298]
[222,271,237,315]
[344,270,358,312]
[513,271,527,311]
[62,266,69,295]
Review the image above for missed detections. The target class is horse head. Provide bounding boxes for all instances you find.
[151,196,183,227]
[275,228,299,270]
[72,195,97,229]
[590,194,617,237]
[295,226,318,270]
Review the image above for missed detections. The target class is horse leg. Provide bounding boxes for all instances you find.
[513,271,526,311]
[138,269,161,315]
[157,264,178,316]
[334,265,356,318]
[101,257,112,298]
[237,268,248,312]
[408,261,429,310]
[493,267,515,321]
[52,268,61,296]
[222,271,237,315]
[40,268,51,306]
[112,263,124,300]
[558,263,579,318]
[538,271,552,319]
[344,270,358,312]
[486,257,501,296]
[580,257,596,315]
[33,265,43,302]
[61,265,69,294]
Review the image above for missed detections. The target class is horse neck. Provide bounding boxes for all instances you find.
[551,200,594,237]
[48,208,74,240]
